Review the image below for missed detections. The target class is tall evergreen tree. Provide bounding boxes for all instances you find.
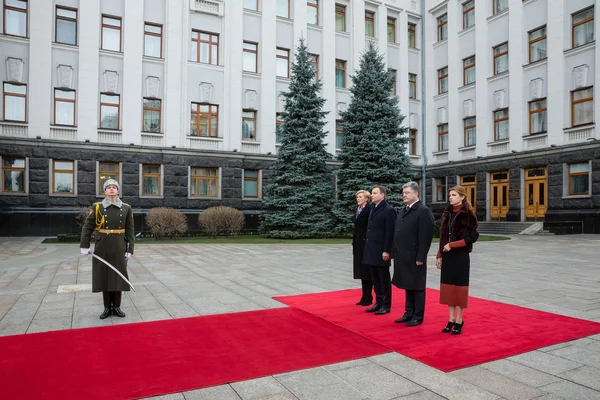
[333,41,412,233]
[260,38,333,238]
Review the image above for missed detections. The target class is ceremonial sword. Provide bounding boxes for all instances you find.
[89,251,136,292]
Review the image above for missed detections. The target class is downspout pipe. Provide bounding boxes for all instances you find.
[419,0,428,204]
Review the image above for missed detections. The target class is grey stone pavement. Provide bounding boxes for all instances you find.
[1,235,600,400]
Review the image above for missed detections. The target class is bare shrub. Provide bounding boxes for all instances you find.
[145,207,188,239]
[198,206,246,237]
[75,206,91,228]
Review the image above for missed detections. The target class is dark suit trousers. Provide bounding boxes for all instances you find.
[360,279,373,303]
[404,290,425,320]
[369,265,392,309]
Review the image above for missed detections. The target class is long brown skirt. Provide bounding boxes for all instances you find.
[439,250,470,308]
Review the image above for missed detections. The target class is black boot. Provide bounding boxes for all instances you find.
[112,291,126,317]
[442,321,455,333]
[100,292,112,319]
[99,308,112,319]
[451,321,464,335]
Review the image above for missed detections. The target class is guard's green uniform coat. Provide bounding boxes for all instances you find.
[80,201,135,292]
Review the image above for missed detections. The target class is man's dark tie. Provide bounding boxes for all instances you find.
[404,206,410,215]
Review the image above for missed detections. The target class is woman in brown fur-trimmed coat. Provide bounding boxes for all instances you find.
[436,185,479,335]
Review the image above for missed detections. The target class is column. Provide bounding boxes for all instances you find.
[260,0,277,152]
[223,0,244,150]
[474,0,490,157]
[293,0,307,53]
[322,0,337,154]
[446,0,461,161]
[377,3,387,65]
[351,0,366,74]
[122,0,144,144]
[28,0,52,138]
[398,11,410,135]
[508,0,524,151]
[546,0,565,146]
[76,0,101,142]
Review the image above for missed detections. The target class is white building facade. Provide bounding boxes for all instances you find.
[0,0,599,235]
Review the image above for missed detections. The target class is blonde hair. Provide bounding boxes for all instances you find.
[449,185,472,210]
[356,190,371,200]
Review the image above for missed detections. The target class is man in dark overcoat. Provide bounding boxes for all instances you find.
[363,186,397,315]
[391,181,434,326]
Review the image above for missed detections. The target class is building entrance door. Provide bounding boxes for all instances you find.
[525,167,547,220]
[460,175,476,212]
[490,171,509,220]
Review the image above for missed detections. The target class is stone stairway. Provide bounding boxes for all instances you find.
[477,221,541,235]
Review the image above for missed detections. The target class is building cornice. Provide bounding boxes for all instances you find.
[428,0,448,15]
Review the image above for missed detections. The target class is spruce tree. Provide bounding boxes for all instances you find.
[333,41,412,233]
[260,38,333,238]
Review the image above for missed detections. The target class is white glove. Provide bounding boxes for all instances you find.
[80,248,90,255]
[125,252,131,260]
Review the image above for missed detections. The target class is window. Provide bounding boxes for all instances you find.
[308,53,319,79]
[54,89,75,126]
[307,0,318,25]
[97,162,119,195]
[276,0,289,18]
[4,0,27,37]
[101,15,122,52]
[572,7,594,48]
[438,67,448,94]
[529,99,547,134]
[3,83,27,122]
[192,31,219,65]
[144,23,162,58]
[408,23,416,48]
[276,113,284,144]
[1,157,26,193]
[568,163,590,195]
[52,160,75,195]
[243,170,260,198]
[242,110,257,140]
[571,87,593,126]
[335,120,344,149]
[529,26,547,63]
[335,4,346,32]
[143,98,161,133]
[191,103,219,137]
[463,1,474,29]
[437,14,447,41]
[335,59,346,88]
[243,41,258,72]
[276,47,290,78]
[438,124,448,151]
[99,94,120,129]
[435,177,447,202]
[244,0,258,11]
[493,0,508,14]
[409,73,417,99]
[463,56,476,85]
[56,6,77,45]
[142,164,161,196]
[387,17,396,42]
[409,129,417,155]
[190,167,218,198]
[464,117,476,146]
[494,108,509,140]
[493,42,508,75]
[365,11,375,38]
[390,69,397,96]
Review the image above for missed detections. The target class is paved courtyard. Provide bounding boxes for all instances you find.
[1,235,599,400]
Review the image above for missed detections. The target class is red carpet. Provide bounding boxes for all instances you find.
[0,307,388,400]
[274,288,600,372]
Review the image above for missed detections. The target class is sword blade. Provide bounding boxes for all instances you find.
[89,252,136,292]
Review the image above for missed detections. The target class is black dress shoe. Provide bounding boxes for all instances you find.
[442,321,455,333]
[112,307,126,318]
[375,307,390,315]
[394,315,412,323]
[356,301,372,306]
[451,321,464,335]
[405,319,423,327]
[366,304,382,313]
[99,308,112,319]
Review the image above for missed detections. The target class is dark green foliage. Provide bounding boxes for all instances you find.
[260,38,334,238]
[333,42,412,233]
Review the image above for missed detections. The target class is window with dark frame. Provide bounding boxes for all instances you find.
[54,89,76,126]
[2,157,26,193]
[494,108,509,140]
[243,41,258,72]
[462,1,474,29]
[243,0,258,11]
[242,110,257,141]
[143,98,161,133]
[276,113,283,144]
[3,83,27,122]
[243,170,259,198]
[190,103,218,137]
[335,120,344,149]
[99,93,120,129]
[335,59,346,88]
[276,0,290,18]
[97,161,119,195]
[409,73,417,99]
[572,6,594,48]
[335,4,346,32]
[365,11,375,37]
[438,124,448,151]
[436,177,447,202]
[463,56,476,85]
[493,42,508,75]
[144,23,162,58]
[52,160,75,195]
[308,53,319,79]
[56,6,77,45]
[437,14,448,41]
[4,0,27,37]
[408,23,416,48]
[438,67,448,94]
[568,163,589,195]
[101,15,122,52]
[142,164,161,196]
[387,17,396,42]
[390,69,397,96]
[464,117,476,146]
[529,26,547,63]
[276,47,290,78]
[529,98,547,134]
[192,31,219,65]
[571,87,594,127]
[409,129,417,155]
[190,167,218,198]
[307,0,319,25]
[493,0,508,15]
